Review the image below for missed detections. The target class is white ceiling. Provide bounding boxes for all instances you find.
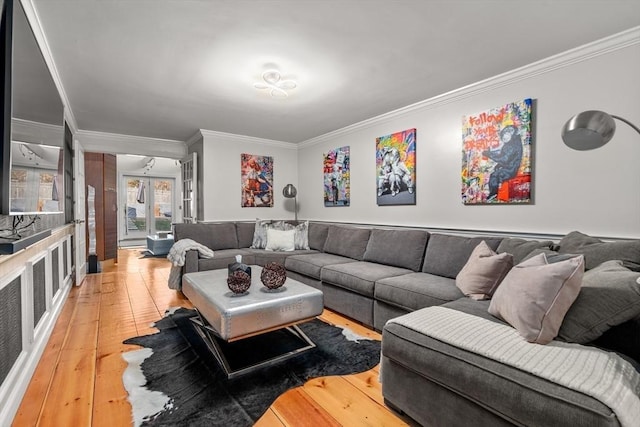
[31,0,640,144]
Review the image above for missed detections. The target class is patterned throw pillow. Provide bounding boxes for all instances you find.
[280,220,310,250]
[250,219,274,249]
[250,219,310,250]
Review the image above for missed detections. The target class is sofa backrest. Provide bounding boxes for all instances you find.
[174,222,239,250]
[323,225,371,260]
[422,233,502,278]
[363,228,429,271]
[235,222,256,248]
[496,237,556,265]
[308,223,330,251]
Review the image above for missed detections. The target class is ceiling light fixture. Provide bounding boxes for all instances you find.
[254,70,297,97]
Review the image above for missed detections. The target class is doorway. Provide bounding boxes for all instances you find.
[120,176,175,246]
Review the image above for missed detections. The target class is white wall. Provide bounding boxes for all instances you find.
[297,30,640,239]
[200,130,298,221]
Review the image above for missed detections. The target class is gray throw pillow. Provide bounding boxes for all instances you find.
[497,238,556,265]
[488,253,585,344]
[522,248,580,264]
[558,260,640,344]
[558,231,640,271]
[456,241,513,300]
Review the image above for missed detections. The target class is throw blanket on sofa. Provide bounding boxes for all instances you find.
[388,306,640,427]
[166,239,214,290]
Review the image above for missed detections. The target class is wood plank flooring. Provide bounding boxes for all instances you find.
[12,249,414,426]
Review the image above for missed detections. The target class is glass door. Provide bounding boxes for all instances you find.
[123,176,174,241]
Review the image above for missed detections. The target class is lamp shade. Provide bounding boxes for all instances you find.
[283,184,297,198]
[561,110,616,151]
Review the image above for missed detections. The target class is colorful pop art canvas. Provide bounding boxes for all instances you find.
[461,98,533,205]
[376,128,416,206]
[241,153,273,207]
[323,146,350,206]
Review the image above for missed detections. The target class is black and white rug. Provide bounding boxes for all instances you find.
[122,308,381,426]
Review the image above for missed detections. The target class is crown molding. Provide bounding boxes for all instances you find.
[11,118,63,145]
[299,26,640,148]
[199,129,297,150]
[76,129,187,159]
[21,0,79,135]
[185,130,204,147]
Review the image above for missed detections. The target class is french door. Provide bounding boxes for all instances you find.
[122,176,175,242]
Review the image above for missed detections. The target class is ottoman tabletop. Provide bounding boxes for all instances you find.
[182,266,324,341]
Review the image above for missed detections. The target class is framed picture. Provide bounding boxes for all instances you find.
[461,98,533,205]
[241,153,273,207]
[323,146,350,206]
[376,128,416,205]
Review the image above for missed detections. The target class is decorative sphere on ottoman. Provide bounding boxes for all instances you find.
[261,262,287,290]
[227,270,251,294]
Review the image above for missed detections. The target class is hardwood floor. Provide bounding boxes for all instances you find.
[12,248,413,426]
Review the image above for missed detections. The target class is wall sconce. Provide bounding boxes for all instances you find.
[561,110,640,150]
[282,184,298,221]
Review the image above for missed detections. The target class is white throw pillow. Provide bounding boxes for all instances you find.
[265,228,296,252]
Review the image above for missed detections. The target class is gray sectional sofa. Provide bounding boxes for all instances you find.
[173,220,640,427]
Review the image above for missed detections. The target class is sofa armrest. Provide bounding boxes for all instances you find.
[183,250,199,274]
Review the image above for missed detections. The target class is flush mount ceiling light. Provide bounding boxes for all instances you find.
[254,70,297,97]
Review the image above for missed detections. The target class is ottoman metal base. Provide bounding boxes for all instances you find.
[190,310,316,379]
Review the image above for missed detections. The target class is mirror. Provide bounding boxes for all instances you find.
[0,0,65,215]
[10,141,62,213]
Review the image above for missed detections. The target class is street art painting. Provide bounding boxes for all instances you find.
[461,98,533,204]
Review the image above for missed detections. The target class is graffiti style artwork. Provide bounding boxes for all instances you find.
[376,128,416,206]
[461,98,533,205]
[241,153,273,207]
[323,146,350,207]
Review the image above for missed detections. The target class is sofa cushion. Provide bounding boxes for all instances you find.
[455,241,513,300]
[308,223,329,251]
[489,253,585,344]
[284,252,354,280]
[382,321,622,427]
[593,315,640,364]
[174,222,239,250]
[235,222,255,248]
[422,234,502,278]
[558,260,640,344]
[247,248,318,266]
[523,248,581,264]
[375,272,464,311]
[321,262,412,298]
[196,249,255,271]
[497,237,556,264]
[558,231,640,271]
[323,226,371,260]
[363,228,429,271]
